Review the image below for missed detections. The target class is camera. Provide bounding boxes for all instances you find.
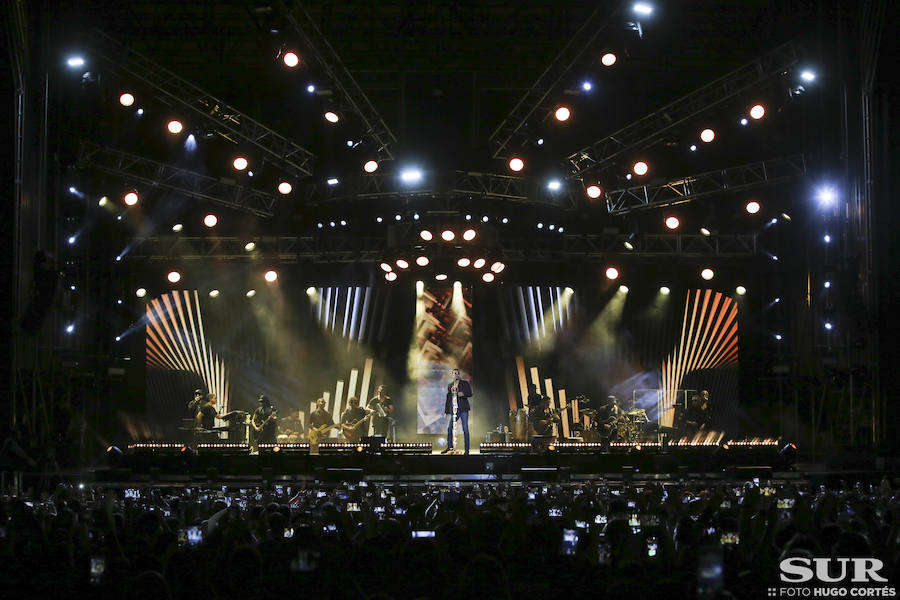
[411,530,436,539]
[646,536,658,557]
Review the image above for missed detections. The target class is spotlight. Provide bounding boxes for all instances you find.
[824,281,831,289]
[501,217,509,224]
[774,334,783,341]
[119,93,135,106]
[465,214,472,221]
[660,286,670,295]
[340,220,347,226]
[123,191,139,206]
[457,257,471,267]
[824,321,833,331]
[735,285,747,295]
[246,289,256,297]
[167,271,182,283]
[413,213,420,220]
[306,84,316,93]
[633,2,653,15]
[244,242,256,251]
[435,274,448,281]
[605,267,619,280]
[441,230,455,241]
[66,56,85,68]
[537,223,543,229]
[774,297,781,303]
[482,272,495,282]
[67,235,76,245]
[626,173,632,180]
[306,287,316,296]
[700,128,715,143]
[282,51,300,67]
[400,168,423,183]
[385,272,398,282]
[554,106,571,121]
[740,118,748,126]
[700,227,711,236]
[203,214,218,227]
[380,263,392,272]
[624,241,634,250]
[547,180,562,191]
[781,213,792,221]
[509,157,524,172]
[823,234,831,243]
[233,157,248,171]
[278,182,293,194]
[420,230,434,241]
[549,224,556,231]
[490,262,505,273]
[209,289,220,298]
[65,323,75,334]
[816,185,837,206]
[376,217,383,223]
[749,104,765,119]
[581,81,593,91]
[619,285,629,293]
[745,201,761,214]
[115,336,121,341]
[264,270,278,282]
[665,216,679,230]
[394,214,401,221]
[172,223,183,232]
[481,215,489,223]
[396,259,409,269]
[633,161,648,176]
[98,196,108,207]
[462,229,476,241]
[800,70,816,82]
[416,256,429,266]
[135,288,147,298]
[537,138,544,146]
[324,111,339,123]
[136,108,144,116]
[586,184,602,199]
[601,52,617,66]
[558,227,564,233]
[167,120,183,134]
[364,160,379,173]
[473,258,486,269]
[700,268,714,281]
[184,134,196,151]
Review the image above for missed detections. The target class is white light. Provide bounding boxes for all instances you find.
[167,120,183,134]
[435,274,448,281]
[209,290,220,298]
[172,223,183,232]
[473,258,486,269]
[771,255,779,261]
[282,51,299,67]
[346,140,355,147]
[547,179,562,191]
[582,81,592,91]
[558,227,564,233]
[633,2,653,15]
[67,236,76,245]
[413,213,420,221]
[135,288,147,298]
[626,173,632,180]
[376,217,383,223]
[774,297,781,303]
[396,259,410,269]
[775,334,783,341]
[619,285,629,293]
[481,216,489,223]
[265,270,278,282]
[66,56,85,68]
[601,52,617,67]
[136,108,144,116]
[70,285,76,291]
[246,289,256,297]
[465,214,472,221]
[801,70,816,82]
[278,182,293,194]
[364,160,379,173]
[167,271,181,283]
[203,214,218,227]
[746,201,761,214]
[824,281,831,289]
[233,157,248,171]
[817,185,837,206]
[824,321,833,331]
[482,272,495,283]
[736,286,747,296]
[115,336,121,342]
[340,220,347,226]
[395,214,402,221]
[549,224,556,231]
[65,323,75,334]
[490,262,505,273]
[537,138,544,146]
[380,263,392,272]
[701,268,714,281]
[306,287,316,296]
[555,106,571,121]
[184,134,196,152]
[624,241,634,250]
[457,257,471,267]
[690,144,697,152]
[586,184,602,198]
[416,256,429,266]
[123,191,139,206]
[633,161,648,176]
[244,242,257,253]
[605,267,619,280]
[824,234,831,243]
[665,216,679,230]
[442,230,455,241]
[307,84,316,93]
[749,104,765,119]
[501,217,509,224]
[660,286,670,295]
[119,93,135,107]
[700,227,711,236]
[98,196,108,207]
[537,223,543,229]
[740,118,749,126]
[400,168,423,183]
[115,255,122,261]
[324,111,340,123]
[700,128,715,143]
[509,157,524,172]
[770,218,778,224]
[420,230,433,241]
[385,272,398,282]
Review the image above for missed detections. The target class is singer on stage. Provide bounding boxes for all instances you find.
[442,368,472,454]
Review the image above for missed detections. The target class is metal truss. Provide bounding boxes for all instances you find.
[78,143,278,217]
[128,232,755,263]
[488,3,620,159]
[278,1,398,161]
[85,29,316,178]
[310,171,583,208]
[566,42,799,176]
[604,154,806,215]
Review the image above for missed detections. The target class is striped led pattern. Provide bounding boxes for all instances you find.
[660,290,738,427]
[145,291,230,411]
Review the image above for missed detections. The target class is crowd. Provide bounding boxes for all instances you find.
[0,476,897,599]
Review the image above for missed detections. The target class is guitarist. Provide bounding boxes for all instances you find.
[251,395,278,445]
[340,396,372,442]
[308,397,335,444]
[529,394,558,436]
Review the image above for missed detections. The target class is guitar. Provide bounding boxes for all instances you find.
[308,423,337,444]
[342,413,372,441]
[252,408,277,432]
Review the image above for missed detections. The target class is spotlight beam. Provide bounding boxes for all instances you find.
[604,154,806,215]
[83,29,316,177]
[566,42,799,176]
[78,142,277,217]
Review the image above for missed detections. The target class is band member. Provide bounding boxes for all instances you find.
[526,382,544,409]
[340,396,371,442]
[684,393,710,433]
[187,389,204,418]
[528,394,558,436]
[195,393,226,441]
[441,368,472,454]
[251,395,278,445]
[308,397,335,443]
[597,395,620,439]
[367,385,393,437]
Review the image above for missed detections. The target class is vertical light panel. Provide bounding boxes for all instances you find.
[558,389,570,438]
[530,367,541,391]
[332,379,345,436]
[515,356,530,409]
[517,287,530,343]
[359,358,374,405]
[544,378,556,437]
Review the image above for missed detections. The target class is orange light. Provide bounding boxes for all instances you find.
[665,216,680,230]
[700,128,715,143]
[462,229,476,241]
[482,272,495,282]
[745,201,761,214]
[586,184,602,199]
[749,104,765,120]
[601,53,617,67]
[633,161,648,176]
[203,214,218,227]
[701,268,715,281]
[167,120,183,134]
[605,267,619,280]
[364,160,378,173]
[509,157,524,172]
[282,52,299,68]
[554,106,571,121]
[457,257,471,267]
[233,157,248,170]
[264,270,278,282]
[123,191,139,206]
[278,182,292,194]
[441,230,455,241]
[167,271,181,283]
[420,230,433,241]
[473,258,486,269]
[119,93,135,106]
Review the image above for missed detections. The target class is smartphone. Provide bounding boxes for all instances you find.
[777,498,795,509]
[628,514,639,527]
[575,520,588,529]
[627,500,636,509]
[548,508,563,518]
[282,527,294,538]
[560,528,578,556]
[394,507,407,516]
[611,490,620,496]
[720,532,739,545]
[595,514,607,525]
[597,542,611,565]
[346,502,360,512]
[186,526,202,546]
[323,524,338,533]
[705,526,716,536]
[90,556,106,585]
[317,491,327,498]
[646,536,658,557]
[720,500,731,509]
[697,545,723,600]
[373,506,385,514]
[125,489,139,500]
[527,492,536,500]
[474,498,486,506]
[275,485,284,495]
[761,487,776,497]
[411,530,436,539]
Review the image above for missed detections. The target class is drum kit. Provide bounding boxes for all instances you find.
[508,396,654,443]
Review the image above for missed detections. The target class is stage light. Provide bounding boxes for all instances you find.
[306,287,316,296]
[665,216,679,230]
[278,182,292,194]
[549,224,556,230]
[824,321,833,331]
[601,52,617,66]
[558,227,564,233]
[582,81,593,91]
[700,227,711,236]
[66,56,85,68]
[70,285,76,291]
[340,220,347,226]
[633,2,653,15]
[740,118,748,126]
[136,108,144,116]
[416,256,429,267]
[490,262,505,273]
[172,223,183,232]
[745,201,761,214]
[65,323,75,334]
[364,160,379,173]
[123,191,139,206]
[537,223,543,229]
[436,274,448,281]
[619,285,629,293]
[115,336,121,341]
[376,217,383,223]
[135,288,147,298]
[306,84,316,93]
[184,134,197,152]
[554,106,571,121]
[800,70,816,82]
[324,111,339,123]
[119,92,134,106]
[457,257,471,267]
[824,234,831,243]
[465,214,472,221]
[264,270,278,282]
[380,263,392,272]
[586,184,602,198]
[605,267,619,280]
[537,138,544,145]
[462,229,476,241]
[626,173,632,180]
[749,104,765,119]
[441,230,455,241]
[481,215,489,223]
[239,241,254,253]
[246,289,256,297]
[203,214,218,227]
[633,161,648,176]
[482,272,495,283]
[385,272,398,282]
[473,258,486,269]
[400,168,423,183]
[700,268,714,281]
[824,281,831,289]
[501,217,509,224]
[282,51,299,67]
[209,289,219,298]
[700,128,715,143]
[394,214,402,221]
[774,297,781,303]
[774,334,783,341]
[396,259,410,269]
[781,212,792,221]
[233,157,248,171]
[420,230,433,241]
[98,196,108,207]
[547,179,561,191]
[771,255,779,261]
[413,213,420,220]
[167,271,182,283]
[624,241,634,250]
[736,285,747,295]
[509,157,524,172]
[660,286,670,295]
[167,120,183,134]
[67,235,76,245]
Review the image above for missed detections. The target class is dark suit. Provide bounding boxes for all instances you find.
[445,378,472,452]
